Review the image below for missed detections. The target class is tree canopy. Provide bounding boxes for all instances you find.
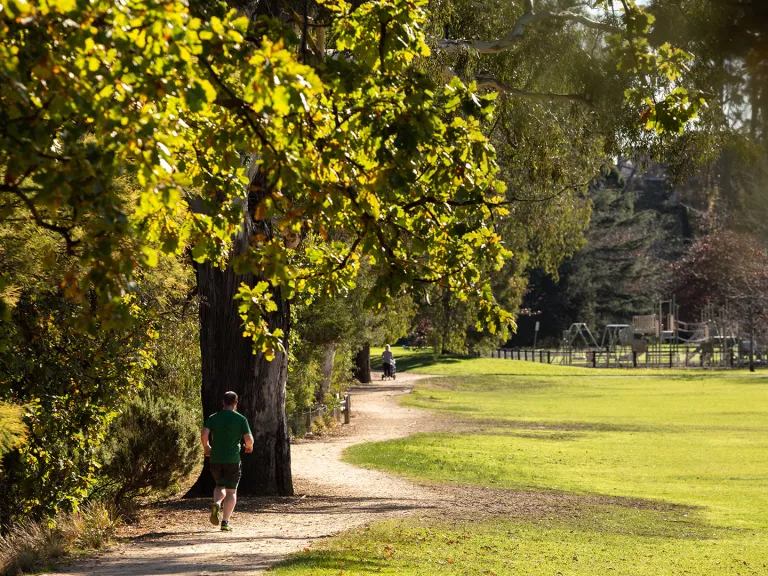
[1,0,517,358]
[1,0,706,353]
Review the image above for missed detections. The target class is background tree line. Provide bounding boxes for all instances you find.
[499,0,768,349]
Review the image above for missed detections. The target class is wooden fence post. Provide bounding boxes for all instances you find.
[547,351,551,364]
[344,395,351,424]
[669,348,673,368]
[524,350,527,361]
[633,351,637,368]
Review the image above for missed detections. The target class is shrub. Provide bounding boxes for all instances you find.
[66,501,120,551]
[97,394,201,506]
[0,402,26,468]
[310,417,327,436]
[0,501,119,575]
[0,293,149,524]
[0,520,64,575]
[286,339,323,416]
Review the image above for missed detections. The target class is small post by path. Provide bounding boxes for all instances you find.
[344,394,351,424]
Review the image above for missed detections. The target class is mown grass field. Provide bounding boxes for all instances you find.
[271,348,768,575]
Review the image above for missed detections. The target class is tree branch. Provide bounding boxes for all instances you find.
[475,75,595,108]
[0,184,80,253]
[437,0,619,55]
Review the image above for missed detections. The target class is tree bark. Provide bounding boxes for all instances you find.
[316,342,337,402]
[186,167,293,498]
[354,343,371,383]
[441,287,451,355]
[749,310,756,373]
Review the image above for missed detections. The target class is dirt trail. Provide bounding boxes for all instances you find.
[50,373,445,576]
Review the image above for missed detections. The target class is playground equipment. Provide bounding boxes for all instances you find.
[557,296,763,368]
[493,292,767,368]
[598,324,632,366]
[563,323,599,349]
[558,323,600,364]
[630,297,742,367]
[490,294,767,369]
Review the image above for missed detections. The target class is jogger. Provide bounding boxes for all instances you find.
[201,391,254,531]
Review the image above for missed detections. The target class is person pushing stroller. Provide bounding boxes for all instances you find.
[382,344,396,380]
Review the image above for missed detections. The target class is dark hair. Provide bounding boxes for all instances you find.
[223,391,238,406]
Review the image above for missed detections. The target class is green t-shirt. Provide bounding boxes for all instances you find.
[204,410,252,464]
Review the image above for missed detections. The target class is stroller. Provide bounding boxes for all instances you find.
[382,358,397,380]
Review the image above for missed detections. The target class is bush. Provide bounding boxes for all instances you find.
[0,501,118,575]
[97,394,201,506]
[0,402,26,467]
[66,501,120,551]
[0,294,150,525]
[0,519,67,575]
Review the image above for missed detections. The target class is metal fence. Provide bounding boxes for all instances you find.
[491,347,765,369]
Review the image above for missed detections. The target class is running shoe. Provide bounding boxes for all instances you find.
[210,503,222,526]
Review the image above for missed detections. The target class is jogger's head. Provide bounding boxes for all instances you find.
[223,391,238,409]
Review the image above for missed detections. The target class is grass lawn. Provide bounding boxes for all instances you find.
[272,349,768,575]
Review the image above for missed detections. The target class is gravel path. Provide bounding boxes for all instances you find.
[48,371,688,576]
[50,373,445,576]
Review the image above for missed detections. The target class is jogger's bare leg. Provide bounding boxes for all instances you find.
[222,489,237,522]
[213,486,226,506]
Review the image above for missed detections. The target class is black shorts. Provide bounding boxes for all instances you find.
[210,462,241,489]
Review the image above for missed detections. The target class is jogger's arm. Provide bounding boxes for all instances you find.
[243,433,254,454]
[201,427,212,457]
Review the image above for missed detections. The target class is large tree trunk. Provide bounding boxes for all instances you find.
[749,314,756,373]
[316,342,337,402]
[440,287,451,355]
[186,167,293,498]
[354,343,371,383]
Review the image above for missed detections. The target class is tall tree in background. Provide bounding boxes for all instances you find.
[518,164,692,343]
[670,227,768,371]
[407,0,707,350]
[649,0,768,233]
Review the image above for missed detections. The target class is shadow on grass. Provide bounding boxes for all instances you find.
[271,550,391,574]
[271,498,721,575]
[371,351,467,373]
